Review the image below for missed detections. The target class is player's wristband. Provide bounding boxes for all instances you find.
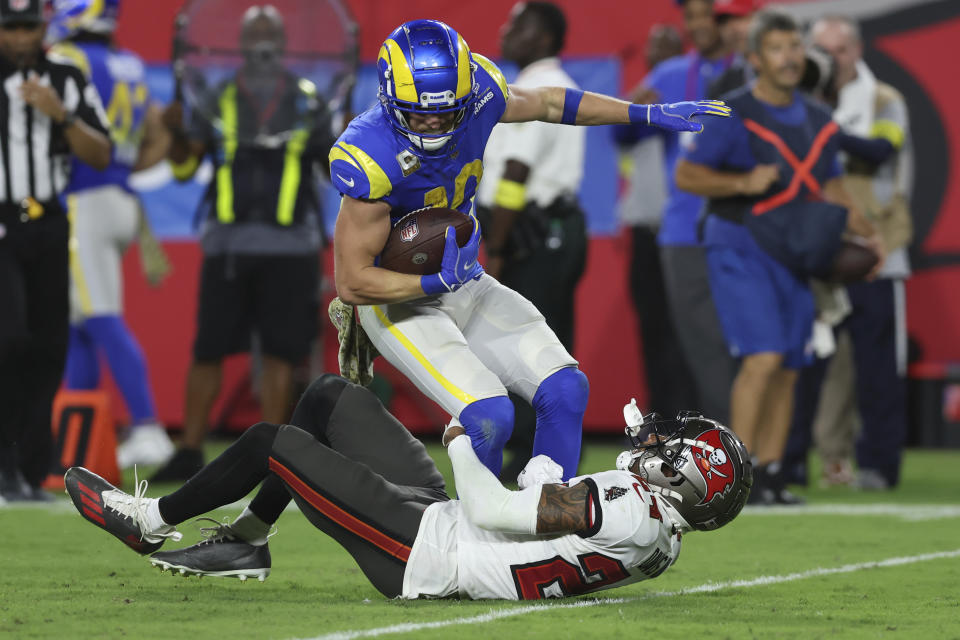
[560,88,584,125]
[494,179,526,211]
[628,103,652,125]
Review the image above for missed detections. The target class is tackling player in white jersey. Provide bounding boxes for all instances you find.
[64,374,752,600]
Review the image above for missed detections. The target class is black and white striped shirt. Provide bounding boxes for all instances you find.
[0,54,109,209]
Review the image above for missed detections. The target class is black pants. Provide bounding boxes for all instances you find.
[629,226,697,418]
[0,212,69,486]
[498,209,587,477]
[660,244,736,424]
[785,279,906,485]
[159,374,449,597]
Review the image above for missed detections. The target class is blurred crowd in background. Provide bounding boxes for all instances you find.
[1,0,953,506]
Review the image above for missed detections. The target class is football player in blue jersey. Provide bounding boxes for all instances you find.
[329,19,731,481]
[47,0,176,468]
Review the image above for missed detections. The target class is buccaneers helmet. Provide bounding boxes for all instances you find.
[616,400,752,531]
[377,19,477,153]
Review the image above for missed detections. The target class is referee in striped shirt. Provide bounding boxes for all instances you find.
[0,0,110,502]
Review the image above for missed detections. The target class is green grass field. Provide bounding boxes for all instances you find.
[2,440,958,640]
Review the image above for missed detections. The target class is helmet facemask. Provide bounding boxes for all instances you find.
[616,401,753,532]
[377,20,478,156]
[380,83,474,152]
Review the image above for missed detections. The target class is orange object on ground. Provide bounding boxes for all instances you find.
[43,390,119,490]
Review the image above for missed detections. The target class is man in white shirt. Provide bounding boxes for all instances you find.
[64,374,753,600]
[476,2,587,480]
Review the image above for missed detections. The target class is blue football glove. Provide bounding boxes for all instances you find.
[421,217,484,295]
[630,100,731,133]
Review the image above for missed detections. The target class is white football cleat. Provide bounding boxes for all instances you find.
[118,424,175,469]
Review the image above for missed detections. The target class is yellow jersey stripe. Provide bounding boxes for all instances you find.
[329,144,360,170]
[473,54,509,102]
[337,142,392,199]
[67,196,94,315]
[371,305,477,405]
[48,42,91,78]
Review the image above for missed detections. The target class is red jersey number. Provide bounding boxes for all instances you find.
[511,553,630,600]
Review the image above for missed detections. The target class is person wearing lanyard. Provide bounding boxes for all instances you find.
[614,0,736,425]
[153,5,335,482]
[475,2,588,481]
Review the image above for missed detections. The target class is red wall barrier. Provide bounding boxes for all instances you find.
[108,1,960,432]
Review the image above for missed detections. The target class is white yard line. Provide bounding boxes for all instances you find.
[299,549,960,640]
[742,503,960,521]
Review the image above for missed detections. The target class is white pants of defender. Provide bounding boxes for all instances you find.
[357,274,578,418]
[68,185,140,323]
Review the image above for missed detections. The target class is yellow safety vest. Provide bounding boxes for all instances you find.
[215,80,313,226]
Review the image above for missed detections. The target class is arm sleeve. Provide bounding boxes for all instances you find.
[837,130,895,165]
[447,436,541,534]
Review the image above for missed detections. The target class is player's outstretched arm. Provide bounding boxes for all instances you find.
[501,85,730,133]
[334,195,437,305]
[444,424,589,535]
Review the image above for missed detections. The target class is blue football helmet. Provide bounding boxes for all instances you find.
[377,19,477,154]
[47,0,121,43]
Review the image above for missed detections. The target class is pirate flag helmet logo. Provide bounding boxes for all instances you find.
[615,402,753,532]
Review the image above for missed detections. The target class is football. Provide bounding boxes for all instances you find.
[829,238,879,283]
[379,207,474,275]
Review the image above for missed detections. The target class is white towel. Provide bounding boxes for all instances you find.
[834,60,876,135]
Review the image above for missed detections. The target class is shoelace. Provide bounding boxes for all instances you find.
[101,467,182,542]
[196,517,239,545]
[194,517,278,545]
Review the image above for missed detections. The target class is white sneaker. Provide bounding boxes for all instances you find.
[117,424,176,469]
[65,466,182,554]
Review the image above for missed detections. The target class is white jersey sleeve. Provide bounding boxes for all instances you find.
[402,470,683,600]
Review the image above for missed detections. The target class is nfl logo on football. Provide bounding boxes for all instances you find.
[399,219,419,243]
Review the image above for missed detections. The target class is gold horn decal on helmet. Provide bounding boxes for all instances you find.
[455,33,472,99]
[379,39,418,103]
